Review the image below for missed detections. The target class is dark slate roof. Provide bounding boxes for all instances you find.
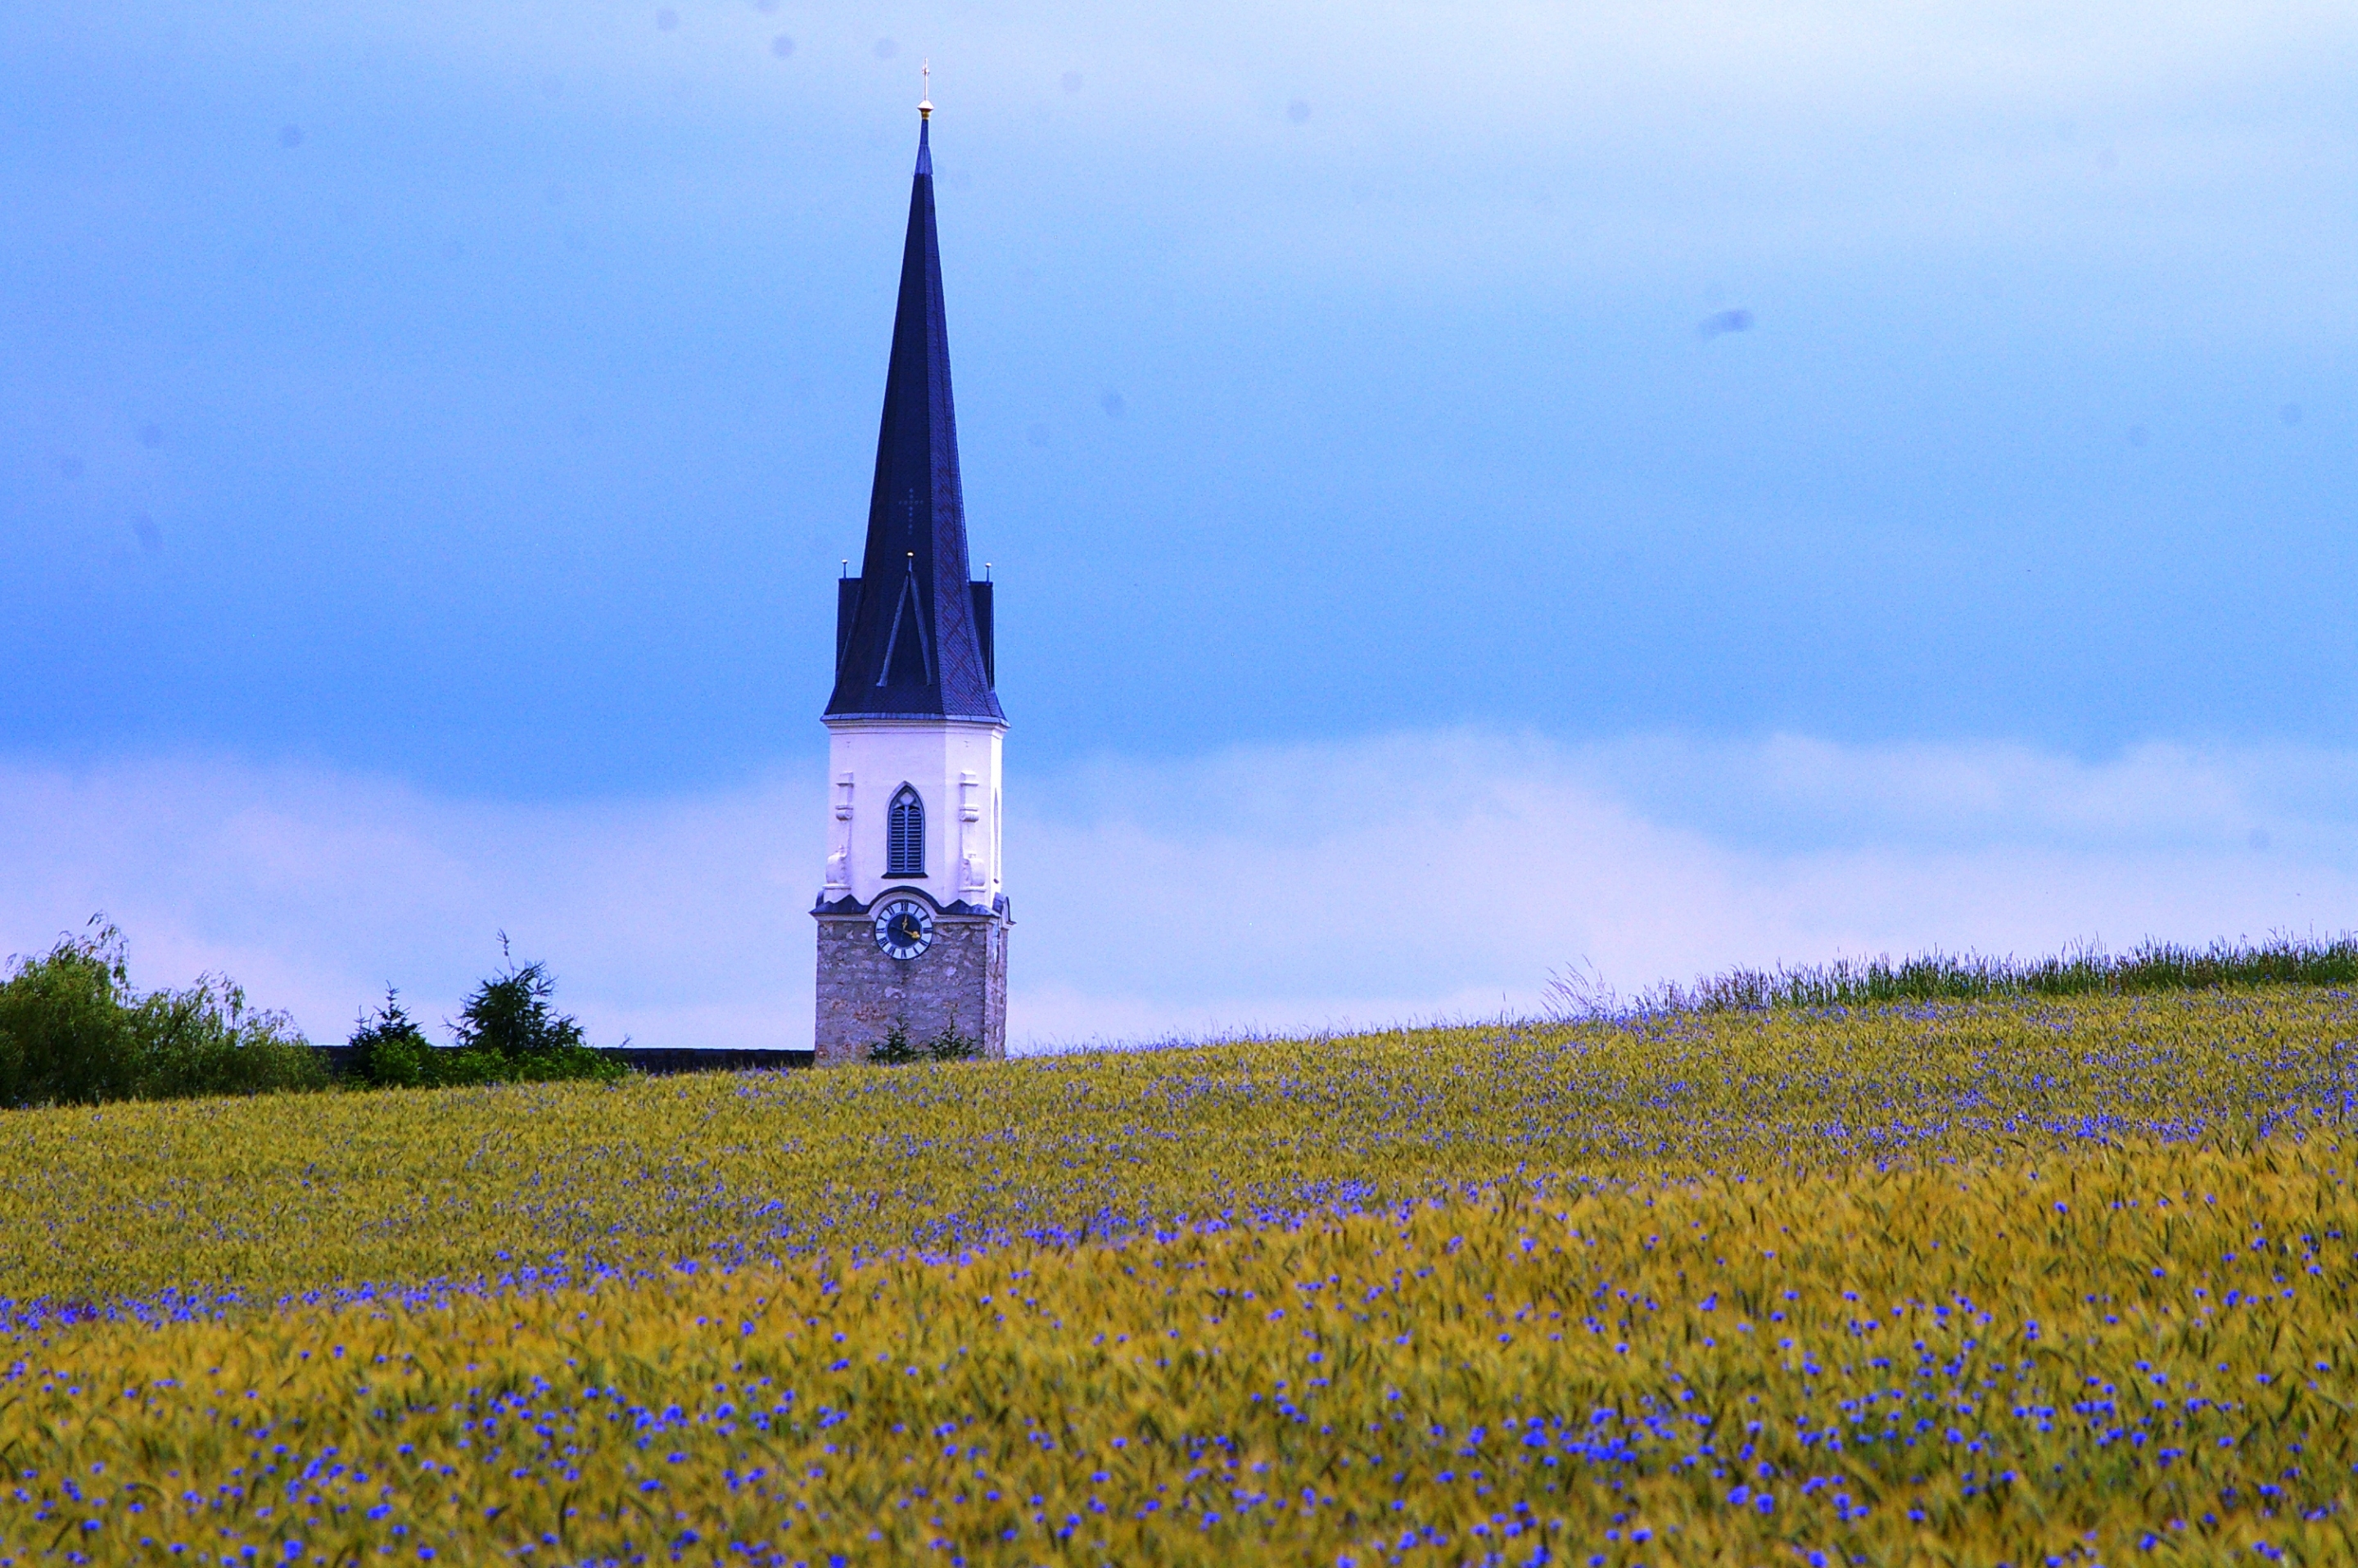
[824,117,1005,724]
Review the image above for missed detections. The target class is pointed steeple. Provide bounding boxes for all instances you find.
[825,102,1004,724]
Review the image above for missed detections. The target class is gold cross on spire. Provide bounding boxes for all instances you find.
[919,60,933,120]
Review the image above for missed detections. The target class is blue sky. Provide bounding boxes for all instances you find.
[4,2,2356,1046]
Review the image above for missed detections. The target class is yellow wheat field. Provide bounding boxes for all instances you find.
[0,992,2355,1563]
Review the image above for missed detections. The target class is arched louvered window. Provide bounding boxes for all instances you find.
[887,785,924,876]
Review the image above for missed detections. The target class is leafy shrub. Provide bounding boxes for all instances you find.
[0,923,323,1107]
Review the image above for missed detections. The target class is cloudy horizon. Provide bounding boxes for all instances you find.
[6,2,2354,1043]
[3,728,2351,1053]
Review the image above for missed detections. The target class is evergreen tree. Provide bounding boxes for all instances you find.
[449,936,620,1082]
[926,1023,979,1062]
[868,1020,979,1064]
[347,989,435,1087]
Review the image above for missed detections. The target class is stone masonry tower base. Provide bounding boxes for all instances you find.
[813,905,1008,1066]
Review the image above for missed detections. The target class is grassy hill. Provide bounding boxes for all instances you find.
[0,991,2353,1562]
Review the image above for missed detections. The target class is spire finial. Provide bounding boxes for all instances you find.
[919,60,932,120]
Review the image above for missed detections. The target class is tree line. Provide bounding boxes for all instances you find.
[0,922,617,1108]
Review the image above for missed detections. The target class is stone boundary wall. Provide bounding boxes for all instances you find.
[313,1046,813,1078]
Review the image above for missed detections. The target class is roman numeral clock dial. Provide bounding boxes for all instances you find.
[872,897,934,960]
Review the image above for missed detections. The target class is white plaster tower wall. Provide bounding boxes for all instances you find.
[822,719,1005,909]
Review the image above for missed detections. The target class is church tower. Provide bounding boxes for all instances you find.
[812,89,1009,1064]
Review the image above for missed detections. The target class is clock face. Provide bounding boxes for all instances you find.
[872,897,934,960]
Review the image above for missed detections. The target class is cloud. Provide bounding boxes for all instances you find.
[0,731,2351,1053]
[0,757,818,1054]
[1014,731,2358,1042]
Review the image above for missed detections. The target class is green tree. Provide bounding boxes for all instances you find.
[449,938,621,1083]
[0,924,139,1105]
[0,920,323,1107]
[867,1020,980,1064]
[869,1021,924,1065]
[347,989,436,1088]
[129,973,323,1100]
[926,1023,980,1062]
